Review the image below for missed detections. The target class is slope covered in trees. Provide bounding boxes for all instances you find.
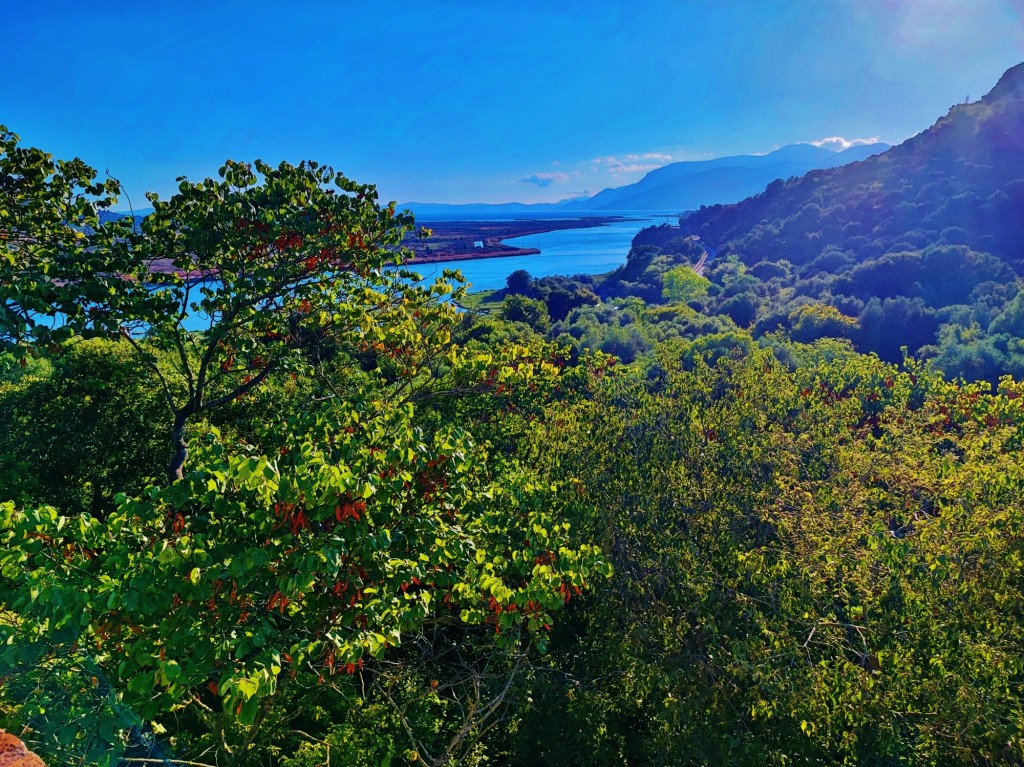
[679,62,1024,267]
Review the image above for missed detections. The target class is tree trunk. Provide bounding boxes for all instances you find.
[168,409,190,482]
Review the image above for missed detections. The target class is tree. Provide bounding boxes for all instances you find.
[0,125,136,356]
[788,303,859,343]
[2,130,462,482]
[989,289,1024,337]
[1,132,611,767]
[500,294,550,334]
[505,269,533,295]
[122,159,442,481]
[662,265,710,304]
[0,338,168,516]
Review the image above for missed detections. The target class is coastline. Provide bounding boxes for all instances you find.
[403,216,624,264]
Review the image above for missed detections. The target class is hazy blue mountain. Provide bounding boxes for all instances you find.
[565,143,890,211]
[399,143,888,218]
[99,207,153,228]
[398,201,570,218]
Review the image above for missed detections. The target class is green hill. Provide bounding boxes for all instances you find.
[679,62,1024,268]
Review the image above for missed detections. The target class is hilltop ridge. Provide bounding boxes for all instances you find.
[677,61,1024,268]
[564,142,889,212]
[400,142,889,217]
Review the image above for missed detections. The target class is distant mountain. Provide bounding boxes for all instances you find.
[677,62,1024,268]
[564,143,889,212]
[100,207,153,227]
[401,143,889,218]
[399,201,571,218]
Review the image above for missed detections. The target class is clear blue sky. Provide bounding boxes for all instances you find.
[3,0,1022,205]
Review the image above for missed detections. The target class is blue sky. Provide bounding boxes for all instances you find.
[3,1,1023,204]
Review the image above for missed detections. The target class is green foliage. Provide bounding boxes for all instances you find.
[530,276,600,322]
[662,265,711,304]
[989,288,1024,337]
[501,294,551,334]
[0,130,611,767]
[4,130,446,481]
[279,698,402,767]
[0,338,168,515]
[620,73,1024,379]
[512,348,1024,766]
[505,268,533,295]
[0,125,136,359]
[8,117,1024,767]
[788,303,859,343]
[552,299,739,364]
[1,390,607,758]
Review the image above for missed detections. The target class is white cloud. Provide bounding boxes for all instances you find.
[519,171,573,187]
[810,136,883,151]
[591,152,673,175]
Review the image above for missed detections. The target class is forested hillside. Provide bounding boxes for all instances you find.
[4,63,1024,767]
[681,62,1024,265]
[490,63,1024,382]
[653,62,1024,379]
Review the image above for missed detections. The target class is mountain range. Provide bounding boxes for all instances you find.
[401,142,889,217]
[563,143,888,211]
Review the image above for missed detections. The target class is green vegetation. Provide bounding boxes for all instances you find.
[662,265,711,304]
[662,63,1024,382]
[482,67,1024,383]
[5,88,1024,767]
[1,127,609,766]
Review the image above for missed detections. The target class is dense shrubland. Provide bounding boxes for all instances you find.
[5,104,1024,767]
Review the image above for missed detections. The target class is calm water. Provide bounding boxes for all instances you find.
[405,216,660,292]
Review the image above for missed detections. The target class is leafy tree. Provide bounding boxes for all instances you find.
[0,125,137,356]
[625,244,659,269]
[2,129,443,481]
[989,289,1024,337]
[124,159,437,481]
[500,294,550,334]
[788,303,858,343]
[662,265,711,304]
[505,268,533,295]
[0,338,168,516]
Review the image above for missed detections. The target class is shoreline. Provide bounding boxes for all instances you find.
[402,216,624,264]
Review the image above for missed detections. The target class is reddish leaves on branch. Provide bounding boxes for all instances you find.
[266,591,290,614]
[335,499,365,524]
